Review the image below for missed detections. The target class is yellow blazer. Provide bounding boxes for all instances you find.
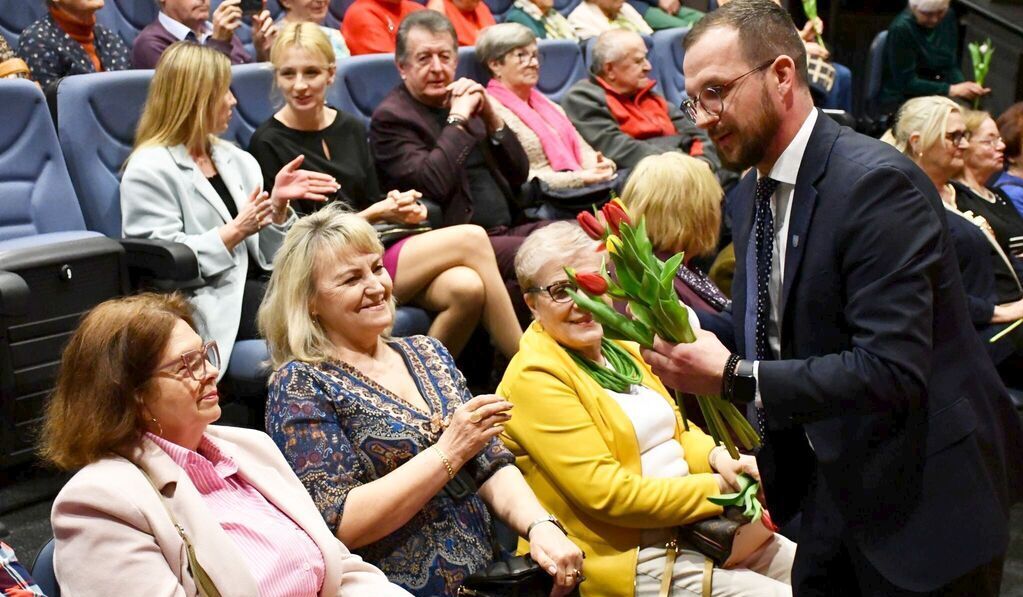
[497,323,723,597]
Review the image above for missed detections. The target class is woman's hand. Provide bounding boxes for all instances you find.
[435,395,512,468]
[365,190,427,224]
[800,17,823,42]
[528,522,585,596]
[219,188,274,250]
[252,7,278,62]
[270,155,340,223]
[950,81,990,101]
[711,447,760,492]
[993,298,1023,323]
[804,41,829,60]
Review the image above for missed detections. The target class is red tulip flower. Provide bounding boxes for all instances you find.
[761,509,779,533]
[577,211,606,241]
[601,200,631,237]
[573,271,609,295]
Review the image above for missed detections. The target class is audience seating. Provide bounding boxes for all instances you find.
[0,79,129,467]
[650,27,690,107]
[95,0,159,48]
[0,0,45,48]
[30,538,59,597]
[864,30,888,118]
[531,40,587,102]
[486,0,517,22]
[225,62,278,148]
[553,0,583,17]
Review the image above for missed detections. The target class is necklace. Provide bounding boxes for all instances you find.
[568,338,642,393]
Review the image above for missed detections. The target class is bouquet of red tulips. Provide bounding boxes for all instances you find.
[568,200,760,459]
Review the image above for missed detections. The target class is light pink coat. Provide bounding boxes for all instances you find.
[51,425,410,597]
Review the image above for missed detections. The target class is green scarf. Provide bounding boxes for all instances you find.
[568,338,643,393]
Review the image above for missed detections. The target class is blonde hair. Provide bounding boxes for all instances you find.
[621,153,722,257]
[962,108,992,135]
[881,95,960,157]
[258,204,386,368]
[133,42,232,156]
[514,221,600,291]
[271,21,336,68]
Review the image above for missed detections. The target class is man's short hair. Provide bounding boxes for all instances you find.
[684,0,807,87]
[590,30,638,77]
[395,11,458,65]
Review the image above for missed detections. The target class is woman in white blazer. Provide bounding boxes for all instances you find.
[42,292,410,597]
[120,41,338,372]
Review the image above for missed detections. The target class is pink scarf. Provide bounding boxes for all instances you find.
[487,79,583,171]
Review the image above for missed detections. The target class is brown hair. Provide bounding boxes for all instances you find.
[40,293,195,470]
[684,0,808,87]
[998,102,1023,163]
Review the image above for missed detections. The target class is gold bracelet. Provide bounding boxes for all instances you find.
[431,445,455,480]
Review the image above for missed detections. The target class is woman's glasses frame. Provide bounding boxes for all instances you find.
[156,341,221,382]
[526,280,574,303]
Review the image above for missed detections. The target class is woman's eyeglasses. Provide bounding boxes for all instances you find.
[508,49,541,66]
[156,341,221,382]
[973,136,1003,147]
[945,131,971,146]
[680,59,776,123]
[526,280,573,303]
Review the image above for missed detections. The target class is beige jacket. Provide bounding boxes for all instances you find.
[51,425,410,597]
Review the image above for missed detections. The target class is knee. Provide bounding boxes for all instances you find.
[449,225,494,255]
[440,266,485,306]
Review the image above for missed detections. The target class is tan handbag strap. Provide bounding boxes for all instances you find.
[136,466,223,597]
[0,58,30,79]
[658,533,714,597]
[701,557,714,597]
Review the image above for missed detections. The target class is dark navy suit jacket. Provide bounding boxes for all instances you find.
[714,112,1022,591]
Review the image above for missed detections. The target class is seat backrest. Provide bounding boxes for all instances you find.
[650,27,689,107]
[865,30,888,113]
[54,70,153,237]
[554,0,582,17]
[487,0,516,21]
[225,62,277,149]
[31,538,60,597]
[327,0,357,27]
[95,0,159,47]
[0,79,88,240]
[532,39,586,103]
[0,0,46,49]
[333,53,403,126]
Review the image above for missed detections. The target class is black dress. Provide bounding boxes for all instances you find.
[952,181,1023,259]
[249,108,382,215]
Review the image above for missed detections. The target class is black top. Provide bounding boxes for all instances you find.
[249,108,381,215]
[207,174,238,218]
[952,181,1023,259]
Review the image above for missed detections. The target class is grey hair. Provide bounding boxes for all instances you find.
[515,221,602,291]
[908,0,950,10]
[475,23,537,76]
[395,10,458,65]
[590,30,637,77]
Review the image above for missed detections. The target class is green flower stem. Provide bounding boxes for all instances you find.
[673,389,691,432]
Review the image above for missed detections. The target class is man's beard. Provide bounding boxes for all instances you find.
[712,91,781,173]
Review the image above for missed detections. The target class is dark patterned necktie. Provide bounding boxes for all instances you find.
[753,176,779,436]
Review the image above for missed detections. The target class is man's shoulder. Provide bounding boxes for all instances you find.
[372,85,423,124]
[823,124,914,180]
[562,78,605,106]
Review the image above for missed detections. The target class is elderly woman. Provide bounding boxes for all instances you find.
[17,0,130,88]
[567,0,651,40]
[496,222,796,597]
[0,36,30,79]
[995,103,1023,215]
[277,0,350,58]
[957,109,1023,260]
[884,97,1023,375]
[251,23,522,358]
[260,206,584,597]
[505,0,577,40]
[121,42,338,376]
[43,293,409,596]
[879,0,988,112]
[477,24,618,217]
[621,152,729,314]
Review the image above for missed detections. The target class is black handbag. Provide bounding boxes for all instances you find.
[373,222,431,247]
[457,555,555,597]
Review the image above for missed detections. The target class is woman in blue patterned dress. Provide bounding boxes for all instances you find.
[260,205,584,597]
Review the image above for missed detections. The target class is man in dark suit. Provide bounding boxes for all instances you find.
[370,10,540,284]
[641,1,1023,595]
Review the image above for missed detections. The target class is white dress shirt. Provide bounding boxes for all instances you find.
[158,11,211,43]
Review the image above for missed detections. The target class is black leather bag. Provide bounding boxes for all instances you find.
[457,555,554,597]
[373,222,431,247]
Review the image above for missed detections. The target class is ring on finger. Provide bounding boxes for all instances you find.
[468,410,482,424]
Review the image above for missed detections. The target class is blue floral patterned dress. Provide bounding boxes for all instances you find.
[266,335,514,596]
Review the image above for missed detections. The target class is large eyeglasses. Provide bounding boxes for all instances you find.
[973,136,1003,147]
[157,341,221,382]
[508,48,541,66]
[526,280,574,303]
[680,59,776,123]
[945,130,971,146]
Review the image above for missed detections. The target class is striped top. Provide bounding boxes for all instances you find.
[147,433,326,597]
[1,541,45,596]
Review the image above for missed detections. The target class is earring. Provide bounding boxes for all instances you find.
[150,416,164,437]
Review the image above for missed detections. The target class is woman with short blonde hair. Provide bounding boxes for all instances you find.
[122,42,338,373]
[620,153,729,313]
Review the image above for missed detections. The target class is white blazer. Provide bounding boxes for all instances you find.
[51,426,411,597]
[120,141,295,371]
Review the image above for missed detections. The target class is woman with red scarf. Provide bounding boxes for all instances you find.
[18,0,130,89]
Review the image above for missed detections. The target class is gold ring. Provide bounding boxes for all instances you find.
[469,411,482,424]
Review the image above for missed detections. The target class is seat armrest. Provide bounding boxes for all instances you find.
[120,238,200,282]
[0,271,29,317]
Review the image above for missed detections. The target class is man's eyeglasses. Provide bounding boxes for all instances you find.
[680,59,776,123]
[945,131,971,146]
[156,341,221,382]
[526,280,573,303]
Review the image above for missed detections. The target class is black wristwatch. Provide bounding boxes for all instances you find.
[732,359,757,404]
[489,124,508,145]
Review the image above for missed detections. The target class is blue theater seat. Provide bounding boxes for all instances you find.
[225,62,278,148]
[95,0,159,47]
[553,0,582,17]
[31,538,59,597]
[532,39,587,103]
[650,27,690,107]
[0,0,46,48]
[0,79,128,466]
[487,0,516,22]
[864,30,888,118]
[334,53,404,125]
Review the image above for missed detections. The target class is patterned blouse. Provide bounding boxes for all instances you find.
[17,13,130,88]
[266,335,515,597]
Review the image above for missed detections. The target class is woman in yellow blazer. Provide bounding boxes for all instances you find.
[497,222,795,597]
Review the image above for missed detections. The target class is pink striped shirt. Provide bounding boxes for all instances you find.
[147,432,326,597]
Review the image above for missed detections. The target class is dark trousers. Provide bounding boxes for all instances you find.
[487,221,551,324]
[237,274,270,341]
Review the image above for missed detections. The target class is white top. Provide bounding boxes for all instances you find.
[158,11,212,43]
[605,382,688,479]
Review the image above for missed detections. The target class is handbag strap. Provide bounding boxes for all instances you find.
[658,532,713,597]
[135,466,223,597]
